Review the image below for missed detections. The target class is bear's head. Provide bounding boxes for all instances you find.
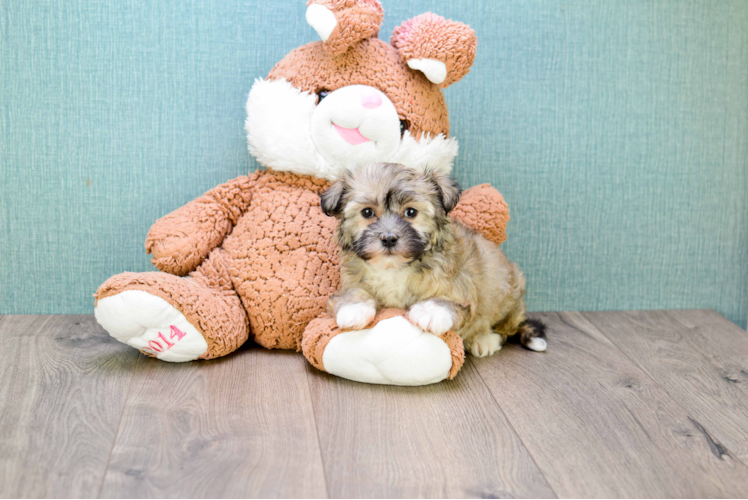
[245,0,477,181]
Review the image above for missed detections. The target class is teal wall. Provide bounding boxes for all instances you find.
[2,1,747,327]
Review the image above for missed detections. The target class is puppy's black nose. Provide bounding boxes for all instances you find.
[380,233,398,248]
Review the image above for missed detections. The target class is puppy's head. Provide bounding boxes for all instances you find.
[321,163,461,265]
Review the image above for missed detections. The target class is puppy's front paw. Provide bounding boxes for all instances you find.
[469,333,504,357]
[336,302,377,330]
[407,300,454,336]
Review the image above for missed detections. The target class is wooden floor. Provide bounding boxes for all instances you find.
[1,310,748,498]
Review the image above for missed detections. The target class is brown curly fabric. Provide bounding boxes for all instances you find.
[145,174,258,276]
[308,0,384,55]
[220,170,341,350]
[451,184,509,247]
[391,13,477,88]
[442,329,465,380]
[302,308,465,379]
[268,38,450,140]
[302,313,341,370]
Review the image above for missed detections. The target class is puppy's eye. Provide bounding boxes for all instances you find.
[317,89,330,105]
[404,208,418,218]
[361,208,374,218]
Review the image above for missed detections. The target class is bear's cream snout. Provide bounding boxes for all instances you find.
[311,85,401,168]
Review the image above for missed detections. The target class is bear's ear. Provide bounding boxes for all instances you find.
[391,13,477,88]
[306,0,384,55]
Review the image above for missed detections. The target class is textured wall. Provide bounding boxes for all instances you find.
[2,0,747,327]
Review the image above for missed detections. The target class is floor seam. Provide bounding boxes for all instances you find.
[303,363,332,499]
[96,352,140,499]
[467,354,561,499]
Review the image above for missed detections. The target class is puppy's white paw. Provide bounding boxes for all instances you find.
[336,302,376,330]
[470,333,504,358]
[526,337,547,352]
[407,300,454,336]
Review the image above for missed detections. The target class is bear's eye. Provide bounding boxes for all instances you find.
[361,208,374,219]
[317,89,330,105]
[404,208,418,218]
[399,119,410,136]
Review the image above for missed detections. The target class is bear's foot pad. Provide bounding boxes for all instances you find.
[322,316,453,386]
[95,290,208,362]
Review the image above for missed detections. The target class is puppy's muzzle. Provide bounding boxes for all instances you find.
[379,232,398,248]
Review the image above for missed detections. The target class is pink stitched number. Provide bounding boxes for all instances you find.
[157,331,175,349]
[170,325,186,341]
[147,340,164,352]
[144,326,186,355]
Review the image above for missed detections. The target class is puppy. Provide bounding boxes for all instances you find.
[321,163,546,357]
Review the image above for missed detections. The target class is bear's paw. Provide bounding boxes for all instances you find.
[95,290,208,362]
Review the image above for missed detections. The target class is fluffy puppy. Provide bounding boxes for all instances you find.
[321,163,546,356]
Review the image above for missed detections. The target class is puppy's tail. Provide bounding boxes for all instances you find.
[510,318,547,352]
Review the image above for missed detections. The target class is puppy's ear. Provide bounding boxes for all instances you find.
[426,170,462,213]
[320,180,347,217]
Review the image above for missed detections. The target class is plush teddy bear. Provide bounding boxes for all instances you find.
[94,0,510,386]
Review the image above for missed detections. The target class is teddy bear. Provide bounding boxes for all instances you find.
[94,0,511,386]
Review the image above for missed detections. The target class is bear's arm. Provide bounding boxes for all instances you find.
[449,184,510,246]
[145,174,258,275]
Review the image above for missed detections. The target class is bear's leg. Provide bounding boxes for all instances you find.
[95,249,248,361]
[302,309,465,386]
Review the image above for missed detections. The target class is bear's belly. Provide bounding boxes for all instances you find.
[221,171,339,350]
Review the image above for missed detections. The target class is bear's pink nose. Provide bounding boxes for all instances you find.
[361,89,382,109]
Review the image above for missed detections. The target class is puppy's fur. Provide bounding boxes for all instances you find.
[321,163,546,356]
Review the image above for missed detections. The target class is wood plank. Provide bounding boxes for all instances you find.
[100,347,328,499]
[0,315,139,498]
[667,310,748,400]
[583,309,748,461]
[472,311,748,498]
[306,359,556,498]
